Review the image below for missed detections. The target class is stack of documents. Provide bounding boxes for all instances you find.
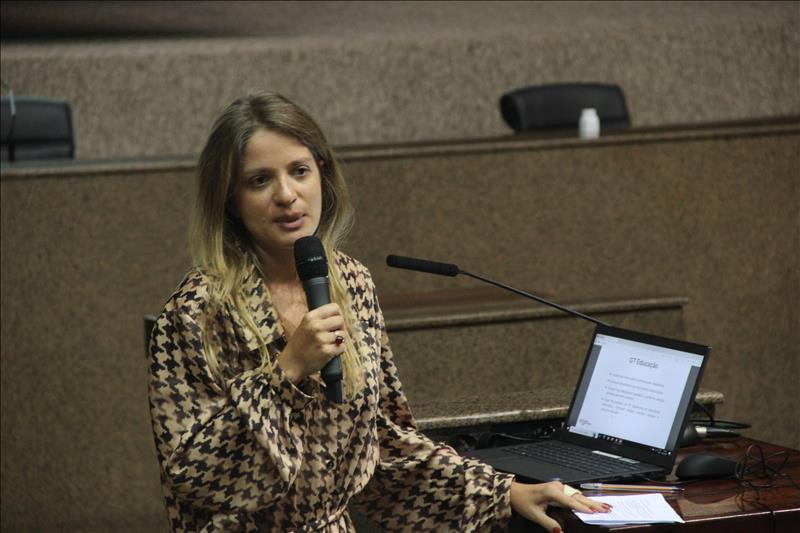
[573,493,685,526]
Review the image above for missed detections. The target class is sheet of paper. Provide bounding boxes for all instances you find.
[573,493,685,525]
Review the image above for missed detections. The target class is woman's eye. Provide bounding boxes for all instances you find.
[294,166,311,177]
[250,175,270,186]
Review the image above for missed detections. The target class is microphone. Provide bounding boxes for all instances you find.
[680,423,740,447]
[385,254,609,327]
[385,255,459,277]
[294,236,344,403]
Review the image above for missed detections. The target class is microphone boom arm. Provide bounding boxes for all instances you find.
[459,269,609,327]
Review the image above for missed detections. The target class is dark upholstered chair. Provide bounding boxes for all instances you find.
[1,96,75,161]
[500,83,629,133]
[144,315,157,357]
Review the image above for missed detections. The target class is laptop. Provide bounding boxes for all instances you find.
[468,324,710,483]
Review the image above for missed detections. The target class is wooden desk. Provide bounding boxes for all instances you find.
[510,438,800,532]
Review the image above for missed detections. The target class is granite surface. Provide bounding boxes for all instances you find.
[1,2,797,159]
[391,304,688,404]
[1,120,797,532]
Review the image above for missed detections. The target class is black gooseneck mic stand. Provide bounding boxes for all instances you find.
[385,254,609,327]
[385,253,747,447]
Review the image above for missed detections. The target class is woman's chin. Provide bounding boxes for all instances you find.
[280,230,317,250]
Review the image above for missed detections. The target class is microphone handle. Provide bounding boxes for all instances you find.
[302,277,344,403]
[304,277,331,309]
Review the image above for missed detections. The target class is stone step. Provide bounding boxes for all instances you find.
[382,293,688,403]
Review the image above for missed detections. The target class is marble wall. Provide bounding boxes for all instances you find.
[1,2,797,159]
[1,120,797,531]
[2,3,799,529]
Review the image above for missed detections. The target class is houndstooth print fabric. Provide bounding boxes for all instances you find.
[148,252,514,532]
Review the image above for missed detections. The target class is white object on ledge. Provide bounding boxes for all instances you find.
[579,108,600,139]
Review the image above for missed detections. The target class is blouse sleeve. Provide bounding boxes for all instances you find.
[147,273,311,516]
[351,279,514,532]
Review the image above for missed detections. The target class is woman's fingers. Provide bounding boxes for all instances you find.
[528,507,561,533]
[316,314,345,334]
[555,490,609,514]
[555,491,595,514]
[280,303,348,379]
[510,482,565,533]
[305,304,345,335]
[540,483,604,514]
[575,494,611,513]
[307,302,342,319]
[510,481,611,533]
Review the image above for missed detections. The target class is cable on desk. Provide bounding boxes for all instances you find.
[735,443,789,489]
[735,489,775,533]
[733,443,800,533]
[691,400,751,430]
[458,422,563,451]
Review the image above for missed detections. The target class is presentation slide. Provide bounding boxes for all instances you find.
[572,341,692,449]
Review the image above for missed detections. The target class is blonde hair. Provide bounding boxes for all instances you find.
[190,91,362,397]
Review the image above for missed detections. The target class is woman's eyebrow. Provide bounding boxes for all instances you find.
[242,166,275,177]
[244,157,313,175]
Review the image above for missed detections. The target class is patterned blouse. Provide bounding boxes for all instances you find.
[147,252,513,532]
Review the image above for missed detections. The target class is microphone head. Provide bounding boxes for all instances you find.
[385,255,459,277]
[294,236,328,281]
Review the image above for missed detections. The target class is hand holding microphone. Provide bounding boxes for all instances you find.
[278,303,346,386]
[289,236,345,403]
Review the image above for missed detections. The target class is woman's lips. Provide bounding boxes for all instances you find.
[275,213,305,230]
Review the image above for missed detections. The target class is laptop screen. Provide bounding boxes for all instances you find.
[564,329,705,457]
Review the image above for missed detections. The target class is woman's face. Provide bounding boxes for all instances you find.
[233,128,323,258]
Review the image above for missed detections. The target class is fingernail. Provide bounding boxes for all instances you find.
[552,528,562,533]
[603,503,612,510]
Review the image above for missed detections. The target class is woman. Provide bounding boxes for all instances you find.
[147,92,608,532]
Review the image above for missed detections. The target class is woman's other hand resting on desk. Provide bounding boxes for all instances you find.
[510,480,610,532]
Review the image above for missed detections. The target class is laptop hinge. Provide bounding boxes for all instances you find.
[592,450,639,464]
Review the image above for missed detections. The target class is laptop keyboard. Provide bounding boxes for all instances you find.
[507,440,643,476]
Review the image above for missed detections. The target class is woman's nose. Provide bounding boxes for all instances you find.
[273,176,297,205]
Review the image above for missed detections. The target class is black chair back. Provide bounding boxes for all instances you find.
[500,83,629,133]
[1,96,75,161]
[144,315,157,357]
